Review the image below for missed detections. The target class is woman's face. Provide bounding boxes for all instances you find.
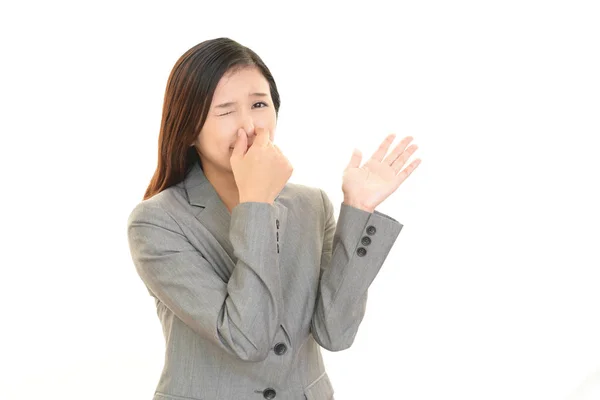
[193,66,277,173]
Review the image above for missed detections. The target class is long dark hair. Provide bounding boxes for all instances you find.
[143,37,281,201]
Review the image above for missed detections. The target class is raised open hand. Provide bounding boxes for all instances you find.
[342,134,421,212]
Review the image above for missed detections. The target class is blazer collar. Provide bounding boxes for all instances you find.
[179,161,288,268]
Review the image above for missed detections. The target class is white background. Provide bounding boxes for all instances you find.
[1,1,599,399]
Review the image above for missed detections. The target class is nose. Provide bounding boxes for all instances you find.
[241,120,255,137]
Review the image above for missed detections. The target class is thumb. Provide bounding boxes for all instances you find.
[231,128,247,159]
[346,148,362,170]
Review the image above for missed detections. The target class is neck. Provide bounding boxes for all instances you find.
[201,160,240,212]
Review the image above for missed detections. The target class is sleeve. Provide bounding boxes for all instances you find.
[310,189,403,351]
[126,201,283,362]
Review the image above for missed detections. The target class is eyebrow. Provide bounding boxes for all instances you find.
[214,92,269,109]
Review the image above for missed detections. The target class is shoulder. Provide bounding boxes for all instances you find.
[126,186,187,231]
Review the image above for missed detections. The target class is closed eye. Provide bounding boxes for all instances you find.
[218,101,269,117]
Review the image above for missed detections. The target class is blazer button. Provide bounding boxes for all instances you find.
[361,236,371,246]
[366,225,376,235]
[274,342,287,355]
[357,247,367,257]
[263,388,276,399]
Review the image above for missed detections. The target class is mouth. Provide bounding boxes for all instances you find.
[230,144,252,150]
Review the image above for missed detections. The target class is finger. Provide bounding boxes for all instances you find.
[273,145,290,164]
[388,143,418,170]
[231,128,248,159]
[346,148,362,170]
[371,133,399,162]
[371,133,413,164]
[254,126,271,146]
[394,158,421,185]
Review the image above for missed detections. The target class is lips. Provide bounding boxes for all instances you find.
[230,143,253,150]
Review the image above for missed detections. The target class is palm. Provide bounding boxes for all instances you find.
[342,134,421,210]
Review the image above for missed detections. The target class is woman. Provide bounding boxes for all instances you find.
[126,37,421,400]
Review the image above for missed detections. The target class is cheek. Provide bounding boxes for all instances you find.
[201,121,234,150]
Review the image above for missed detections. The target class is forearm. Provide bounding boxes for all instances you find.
[311,202,403,351]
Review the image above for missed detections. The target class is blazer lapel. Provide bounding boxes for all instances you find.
[181,161,289,277]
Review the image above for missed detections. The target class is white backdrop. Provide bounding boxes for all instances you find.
[1,1,599,399]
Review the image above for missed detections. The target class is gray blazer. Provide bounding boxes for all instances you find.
[126,160,403,400]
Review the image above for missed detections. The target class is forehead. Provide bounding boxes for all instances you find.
[213,67,269,97]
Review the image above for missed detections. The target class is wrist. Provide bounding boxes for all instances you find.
[239,195,273,205]
[343,199,374,213]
